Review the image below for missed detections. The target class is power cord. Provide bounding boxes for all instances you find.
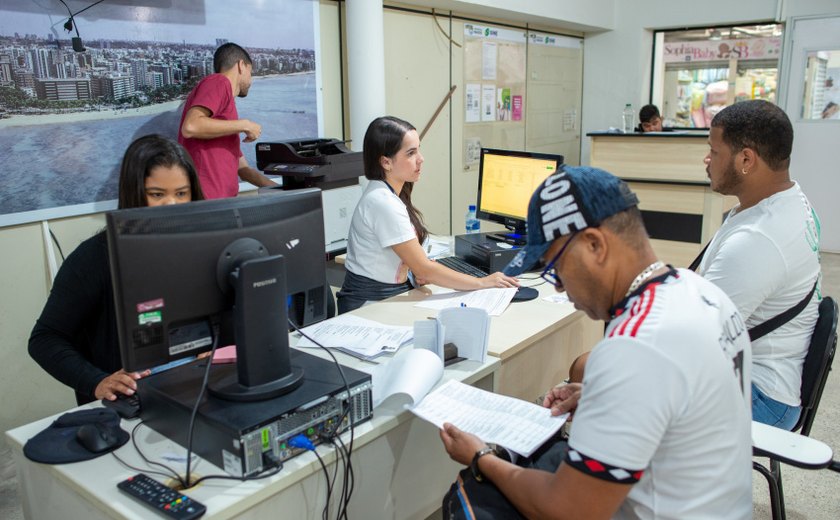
[48,229,66,262]
[183,321,221,488]
[290,434,333,520]
[288,319,358,518]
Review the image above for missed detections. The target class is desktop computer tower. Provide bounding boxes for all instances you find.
[454,233,522,273]
[137,349,372,477]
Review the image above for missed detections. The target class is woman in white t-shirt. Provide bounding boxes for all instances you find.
[337,116,519,313]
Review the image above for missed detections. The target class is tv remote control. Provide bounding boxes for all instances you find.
[117,473,206,519]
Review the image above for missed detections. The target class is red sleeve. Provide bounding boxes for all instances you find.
[189,75,230,118]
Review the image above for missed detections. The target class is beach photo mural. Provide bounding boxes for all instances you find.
[0,0,320,226]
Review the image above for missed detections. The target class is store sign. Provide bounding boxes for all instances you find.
[528,32,582,49]
[464,24,525,43]
[663,37,781,63]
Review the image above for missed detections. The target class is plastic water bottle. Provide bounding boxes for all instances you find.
[465,205,480,234]
[622,103,635,133]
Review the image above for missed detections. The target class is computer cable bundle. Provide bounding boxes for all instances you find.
[288,318,357,519]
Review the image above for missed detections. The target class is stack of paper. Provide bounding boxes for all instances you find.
[414,287,517,316]
[296,314,413,361]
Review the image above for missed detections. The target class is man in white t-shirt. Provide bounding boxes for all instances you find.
[700,100,821,430]
[439,167,752,519]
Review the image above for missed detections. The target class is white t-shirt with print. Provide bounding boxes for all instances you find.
[569,269,752,520]
[345,180,417,284]
[699,182,821,406]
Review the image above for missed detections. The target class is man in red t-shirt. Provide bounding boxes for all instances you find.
[178,43,276,199]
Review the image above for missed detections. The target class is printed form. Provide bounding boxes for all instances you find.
[411,380,567,456]
[296,314,412,360]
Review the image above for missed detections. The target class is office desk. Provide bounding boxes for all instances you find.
[6,346,498,520]
[336,244,603,401]
[348,282,602,402]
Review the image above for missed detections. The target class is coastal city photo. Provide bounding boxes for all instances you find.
[0,0,319,221]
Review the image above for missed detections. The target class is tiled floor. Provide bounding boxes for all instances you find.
[4,254,840,519]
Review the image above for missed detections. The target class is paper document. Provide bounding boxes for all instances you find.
[414,287,516,316]
[296,314,412,360]
[414,307,489,362]
[544,292,570,304]
[411,380,567,457]
[425,236,452,259]
[363,349,444,408]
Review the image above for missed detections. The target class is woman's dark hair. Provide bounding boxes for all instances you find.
[362,116,428,245]
[117,134,205,209]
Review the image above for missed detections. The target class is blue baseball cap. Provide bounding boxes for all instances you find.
[502,166,639,276]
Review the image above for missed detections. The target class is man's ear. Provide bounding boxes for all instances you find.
[580,227,609,265]
[740,147,758,172]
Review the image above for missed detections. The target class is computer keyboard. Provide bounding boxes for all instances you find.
[436,256,489,278]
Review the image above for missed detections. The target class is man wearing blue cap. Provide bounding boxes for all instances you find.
[439,166,753,519]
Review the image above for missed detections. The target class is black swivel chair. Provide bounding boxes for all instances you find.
[752,296,839,520]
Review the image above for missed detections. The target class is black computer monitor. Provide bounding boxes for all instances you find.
[476,148,564,242]
[106,188,328,401]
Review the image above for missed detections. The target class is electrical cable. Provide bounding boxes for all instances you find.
[334,436,353,519]
[127,421,187,487]
[48,229,65,262]
[289,319,358,518]
[287,319,355,442]
[57,0,82,39]
[431,8,462,48]
[71,0,106,18]
[312,449,332,520]
[111,451,183,482]
[183,321,221,488]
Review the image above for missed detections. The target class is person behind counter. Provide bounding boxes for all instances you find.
[28,135,205,405]
[336,116,519,314]
[638,104,663,132]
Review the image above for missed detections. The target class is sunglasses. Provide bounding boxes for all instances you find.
[539,232,579,289]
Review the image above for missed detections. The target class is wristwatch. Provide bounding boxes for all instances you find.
[470,446,496,482]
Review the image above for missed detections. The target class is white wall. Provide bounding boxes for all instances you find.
[397,0,615,32]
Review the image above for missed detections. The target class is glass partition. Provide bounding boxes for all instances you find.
[652,24,784,128]
[801,49,840,120]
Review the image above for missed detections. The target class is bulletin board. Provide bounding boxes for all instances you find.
[462,24,527,170]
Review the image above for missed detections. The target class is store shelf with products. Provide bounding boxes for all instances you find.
[662,62,778,128]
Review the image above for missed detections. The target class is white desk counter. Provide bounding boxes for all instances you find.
[6,279,601,519]
[6,347,498,520]
[348,282,602,402]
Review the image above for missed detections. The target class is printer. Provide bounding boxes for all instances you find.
[256,138,364,253]
[256,138,362,190]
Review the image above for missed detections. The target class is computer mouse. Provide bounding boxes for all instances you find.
[76,422,121,453]
[101,393,141,419]
[511,286,539,302]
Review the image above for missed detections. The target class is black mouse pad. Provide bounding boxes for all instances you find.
[24,408,129,464]
[511,286,539,302]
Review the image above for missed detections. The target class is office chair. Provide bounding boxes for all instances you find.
[752,296,838,520]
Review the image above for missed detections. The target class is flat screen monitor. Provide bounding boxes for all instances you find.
[106,188,328,401]
[476,148,564,242]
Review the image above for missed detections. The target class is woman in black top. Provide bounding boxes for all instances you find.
[28,135,205,404]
